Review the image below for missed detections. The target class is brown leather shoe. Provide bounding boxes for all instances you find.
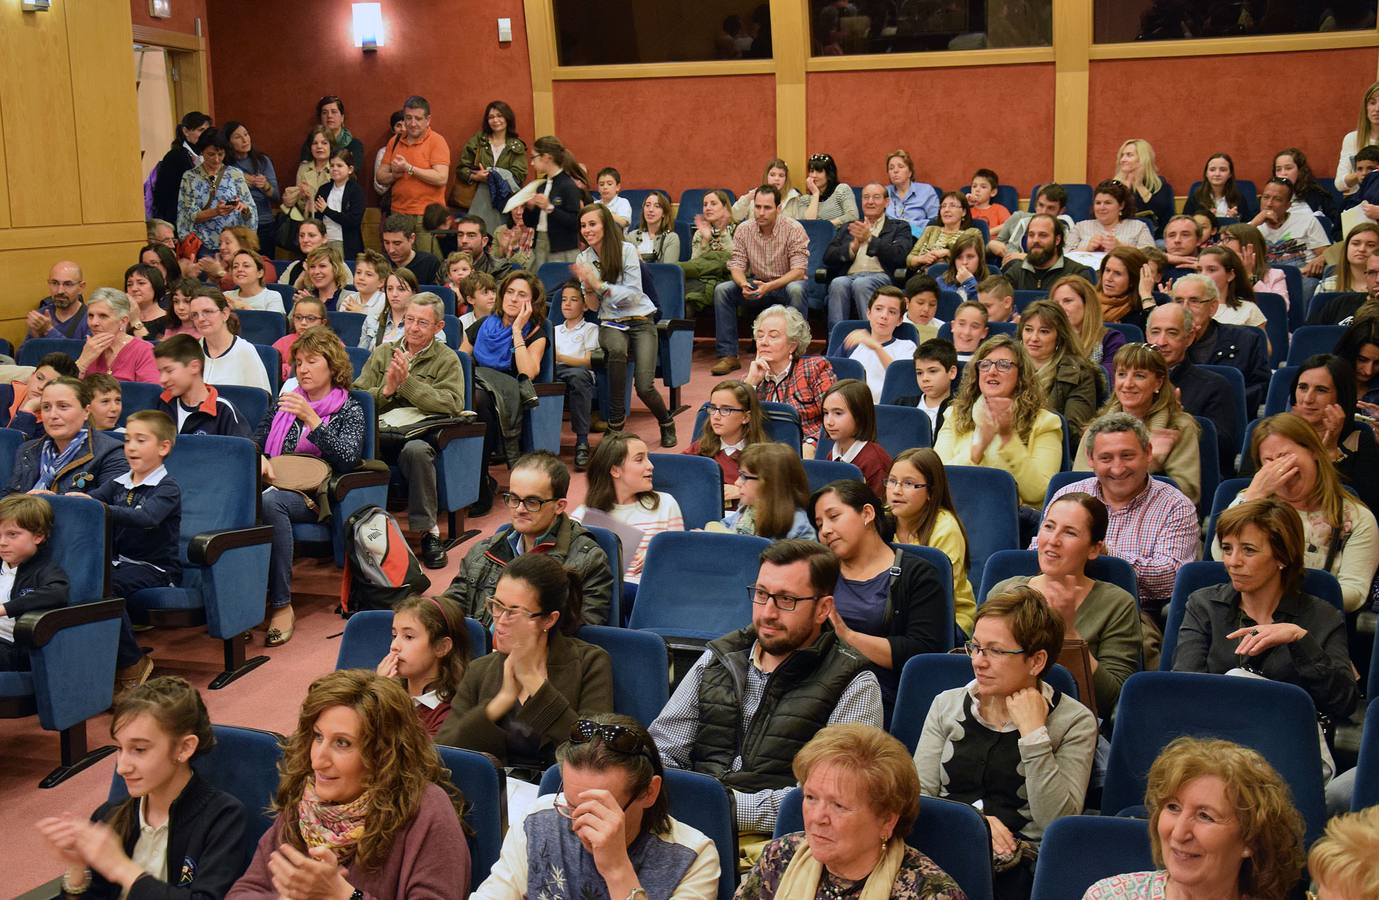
[115,655,154,693]
[710,356,741,376]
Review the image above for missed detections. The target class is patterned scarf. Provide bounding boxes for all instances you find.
[297,781,369,864]
[35,428,89,491]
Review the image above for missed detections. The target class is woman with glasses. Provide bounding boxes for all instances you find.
[935,335,1063,513]
[906,192,981,270]
[717,443,815,540]
[811,479,950,722]
[473,714,720,899]
[686,379,767,499]
[1074,341,1202,505]
[188,288,271,392]
[436,553,612,769]
[253,327,365,647]
[272,298,329,382]
[887,449,976,635]
[914,586,1098,899]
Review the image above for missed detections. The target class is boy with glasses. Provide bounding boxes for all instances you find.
[443,450,614,626]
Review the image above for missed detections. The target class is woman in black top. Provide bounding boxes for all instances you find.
[1286,354,1379,516]
[151,111,212,224]
[522,135,588,268]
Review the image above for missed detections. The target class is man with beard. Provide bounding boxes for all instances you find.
[1001,213,1094,291]
[649,539,882,834]
[25,261,91,341]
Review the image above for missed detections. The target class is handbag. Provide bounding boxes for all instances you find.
[450,176,479,209]
[267,454,332,509]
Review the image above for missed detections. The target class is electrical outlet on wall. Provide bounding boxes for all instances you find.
[497,18,513,42]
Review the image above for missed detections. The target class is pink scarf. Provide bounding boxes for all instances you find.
[265,386,347,457]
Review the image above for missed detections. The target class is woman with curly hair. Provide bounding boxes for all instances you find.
[1084,736,1305,900]
[227,670,470,899]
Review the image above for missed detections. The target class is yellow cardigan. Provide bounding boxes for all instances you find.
[929,509,977,634]
[935,402,1063,506]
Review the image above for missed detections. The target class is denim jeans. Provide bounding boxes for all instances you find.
[826,272,892,331]
[261,488,315,609]
[713,280,808,358]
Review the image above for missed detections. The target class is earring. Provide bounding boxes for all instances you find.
[1242,849,1251,858]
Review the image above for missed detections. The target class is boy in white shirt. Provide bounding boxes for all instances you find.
[595,167,632,228]
[553,282,600,470]
[950,300,990,364]
[911,338,957,432]
[842,285,917,402]
[458,271,497,331]
[338,249,389,317]
[903,274,944,342]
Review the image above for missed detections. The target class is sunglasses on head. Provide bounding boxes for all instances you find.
[568,719,655,764]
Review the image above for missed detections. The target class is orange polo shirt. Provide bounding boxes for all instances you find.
[387,128,450,215]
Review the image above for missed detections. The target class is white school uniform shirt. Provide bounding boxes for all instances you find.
[918,395,945,431]
[226,288,286,314]
[554,319,600,359]
[0,562,18,643]
[831,439,869,464]
[323,183,346,243]
[849,337,917,402]
[599,195,632,223]
[201,335,272,393]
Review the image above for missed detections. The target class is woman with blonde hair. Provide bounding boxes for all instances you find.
[1050,274,1125,385]
[1018,299,1104,446]
[717,442,815,540]
[1077,342,1202,504]
[886,448,976,634]
[227,670,470,898]
[1336,79,1379,195]
[935,335,1062,509]
[738,724,964,899]
[1229,413,1379,614]
[1114,137,1174,236]
[733,157,805,221]
[1084,736,1305,900]
[1220,222,1291,306]
[293,245,349,310]
[1307,806,1379,900]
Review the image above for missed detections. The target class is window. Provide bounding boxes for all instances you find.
[551,0,772,65]
[809,0,1052,56]
[1094,1,1375,44]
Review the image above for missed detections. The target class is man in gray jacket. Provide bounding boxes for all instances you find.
[442,450,614,626]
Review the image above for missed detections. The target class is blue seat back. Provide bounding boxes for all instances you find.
[346,345,371,379]
[801,220,835,304]
[961,182,1020,214]
[1194,415,1220,514]
[673,221,694,261]
[650,452,724,530]
[945,465,1019,586]
[46,495,109,603]
[537,262,571,302]
[252,343,281,394]
[17,337,85,368]
[1280,265,1304,319]
[418,285,457,318]
[1198,365,1248,454]
[879,358,921,405]
[327,310,367,346]
[1306,291,1362,324]
[117,381,162,425]
[875,403,932,455]
[760,400,803,451]
[1104,671,1327,845]
[628,532,769,642]
[1287,324,1345,366]
[1160,561,1342,670]
[826,320,920,358]
[1264,366,1299,416]
[335,609,489,670]
[435,745,504,889]
[456,349,475,409]
[577,625,668,725]
[823,355,866,385]
[646,262,686,319]
[236,310,286,345]
[891,653,1077,753]
[1251,291,1289,367]
[1202,477,1250,551]
[1031,815,1153,900]
[349,388,377,459]
[216,385,271,435]
[1355,696,1379,811]
[578,524,623,627]
[0,427,27,489]
[107,723,283,876]
[163,435,259,563]
[443,314,462,351]
[1105,321,1144,342]
[775,787,995,900]
[937,289,963,320]
[802,458,863,493]
[264,284,294,310]
[977,549,1138,606]
[1013,289,1045,312]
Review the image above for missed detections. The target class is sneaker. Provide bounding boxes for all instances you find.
[115,655,154,693]
[659,419,678,448]
[421,533,448,570]
[574,443,591,471]
[710,356,741,376]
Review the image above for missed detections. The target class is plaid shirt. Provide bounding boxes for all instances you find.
[649,641,883,833]
[1039,475,1200,607]
[756,355,837,445]
[728,215,810,281]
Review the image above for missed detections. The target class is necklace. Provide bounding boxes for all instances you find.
[818,871,861,899]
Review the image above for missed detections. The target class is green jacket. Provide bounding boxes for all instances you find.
[457,131,528,189]
[353,339,465,417]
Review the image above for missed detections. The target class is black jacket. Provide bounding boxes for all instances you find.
[522,172,585,253]
[4,542,69,617]
[7,429,129,495]
[155,386,253,439]
[1001,255,1095,291]
[822,217,913,281]
[314,179,366,259]
[85,773,247,900]
[152,143,197,225]
[91,472,183,581]
[1186,320,1270,413]
[1307,291,1366,326]
[866,549,951,713]
[1170,359,1238,478]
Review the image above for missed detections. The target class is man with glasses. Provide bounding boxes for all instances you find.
[1147,301,1238,475]
[25,261,91,341]
[1170,273,1269,413]
[151,334,252,438]
[443,450,614,626]
[354,293,464,569]
[375,95,449,257]
[649,539,882,834]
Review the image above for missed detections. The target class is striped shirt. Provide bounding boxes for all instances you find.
[728,215,810,282]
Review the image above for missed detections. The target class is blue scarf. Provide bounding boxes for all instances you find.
[474,316,530,372]
[36,428,90,491]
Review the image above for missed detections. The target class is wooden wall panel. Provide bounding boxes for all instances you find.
[69,0,144,224]
[0,88,10,230]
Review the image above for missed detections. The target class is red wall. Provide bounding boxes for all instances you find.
[807,65,1056,197]
[552,76,775,199]
[205,0,534,202]
[1087,48,1374,193]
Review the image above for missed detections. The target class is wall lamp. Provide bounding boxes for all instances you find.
[352,3,384,51]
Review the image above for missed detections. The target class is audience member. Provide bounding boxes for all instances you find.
[189,288,272,392]
[842,285,916,402]
[281,126,332,234]
[339,249,389,316]
[719,442,815,540]
[522,135,588,267]
[573,432,684,585]
[1184,152,1248,219]
[627,190,680,263]
[274,297,327,380]
[1044,413,1199,614]
[0,352,77,434]
[83,373,122,432]
[820,379,891,495]
[435,553,612,767]
[1161,214,1203,269]
[1070,180,1155,251]
[227,670,470,899]
[380,214,442,285]
[967,167,1011,232]
[123,263,169,341]
[1002,214,1094,290]
[376,593,470,738]
[988,183,1076,262]
[902,274,942,340]
[551,281,598,469]
[1114,138,1174,236]
[1019,299,1103,446]
[1050,275,1125,385]
[1199,245,1267,331]
[224,250,283,315]
[196,225,275,289]
[907,191,982,269]
[151,111,212,224]
[1318,222,1379,294]
[742,305,837,456]
[914,585,1098,897]
[1275,147,1339,232]
[1145,301,1239,475]
[26,260,91,341]
[445,450,614,628]
[1306,806,1379,900]
[1171,274,1270,413]
[891,338,956,431]
[593,166,632,227]
[886,448,975,632]
[224,120,279,255]
[153,335,252,438]
[711,185,810,375]
[8,376,128,495]
[687,379,767,494]
[0,495,67,672]
[822,182,912,328]
[292,246,350,312]
[1095,246,1152,330]
[977,276,1015,324]
[738,724,964,900]
[1220,222,1291,307]
[313,149,365,259]
[679,188,736,313]
[163,277,202,338]
[70,288,157,384]
[138,242,179,287]
[1252,177,1329,274]
[374,96,450,257]
[797,153,859,225]
[1335,317,1379,404]
[1083,737,1304,900]
[455,215,514,279]
[355,293,463,569]
[733,158,805,222]
[1336,81,1379,196]
[883,148,938,236]
[474,714,721,900]
[456,100,528,233]
[937,231,988,301]
[649,539,884,833]
[176,129,255,253]
[361,267,416,350]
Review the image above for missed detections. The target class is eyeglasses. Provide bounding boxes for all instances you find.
[188,309,221,320]
[975,359,1016,373]
[747,584,822,611]
[48,280,81,290]
[553,789,637,820]
[884,477,928,491]
[292,314,323,324]
[704,403,746,417]
[402,315,435,328]
[963,640,1026,659]
[485,598,547,622]
[500,491,558,513]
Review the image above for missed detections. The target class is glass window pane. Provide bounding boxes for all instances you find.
[552,0,772,65]
[1094,3,1374,43]
[809,0,1052,56]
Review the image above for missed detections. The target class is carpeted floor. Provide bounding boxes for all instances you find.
[3,342,744,895]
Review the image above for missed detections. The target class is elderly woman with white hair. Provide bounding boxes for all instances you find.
[742,304,836,458]
[74,287,160,383]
